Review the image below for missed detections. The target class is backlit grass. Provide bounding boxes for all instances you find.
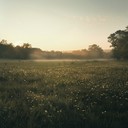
[0,61,128,128]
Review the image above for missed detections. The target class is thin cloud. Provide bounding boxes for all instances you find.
[64,15,108,24]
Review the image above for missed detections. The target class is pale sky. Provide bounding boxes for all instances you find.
[0,0,128,51]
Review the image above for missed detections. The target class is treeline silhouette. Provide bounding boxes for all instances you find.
[0,39,111,60]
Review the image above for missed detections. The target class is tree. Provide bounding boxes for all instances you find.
[108,26,128,60]
[88,44,104,58]
[22,43,32,48]
[0,39,7,45]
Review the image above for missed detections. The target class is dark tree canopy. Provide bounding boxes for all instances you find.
[88,44,104,58]
[22,43,32,48]
[0,39,110,60]
[108,26,128,59]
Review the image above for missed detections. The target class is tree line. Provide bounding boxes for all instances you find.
[0,39,111,60]
[1,25,128,60]
[0,40,34,59]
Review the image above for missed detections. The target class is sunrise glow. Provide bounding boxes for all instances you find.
[0,0,128,51]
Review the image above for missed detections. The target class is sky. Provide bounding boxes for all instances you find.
[0,0,128,51]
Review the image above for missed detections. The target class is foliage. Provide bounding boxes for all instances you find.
[0,61,128,128]
[0,40,33,59]
[108,26,128,59]
[22,43,32,48]
[0,39,111,60]
[88,44,104,58]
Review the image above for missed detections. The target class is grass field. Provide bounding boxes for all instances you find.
[0,60,128,128]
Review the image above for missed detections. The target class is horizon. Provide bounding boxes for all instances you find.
[0,0,128,51]
[0,39,111,52]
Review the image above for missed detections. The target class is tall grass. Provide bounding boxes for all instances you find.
[0,61,128,128]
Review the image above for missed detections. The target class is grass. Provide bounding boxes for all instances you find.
[0,60,128,128]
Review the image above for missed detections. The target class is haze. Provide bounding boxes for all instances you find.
[0,0,128,51]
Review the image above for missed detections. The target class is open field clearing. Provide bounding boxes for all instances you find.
[0,61,128,128]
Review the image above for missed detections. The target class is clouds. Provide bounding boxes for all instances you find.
[64,15,108,25]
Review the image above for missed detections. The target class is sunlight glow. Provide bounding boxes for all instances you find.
[14,40,23,46]
[0,0,128,51]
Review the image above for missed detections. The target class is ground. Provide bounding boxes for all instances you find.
[0,60,128,128]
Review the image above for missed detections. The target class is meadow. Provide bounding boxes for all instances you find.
[0,60,128,128]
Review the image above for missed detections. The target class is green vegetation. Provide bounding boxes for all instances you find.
[0,61,128,128]
[0,39,111,60]
[108,26,128,60]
